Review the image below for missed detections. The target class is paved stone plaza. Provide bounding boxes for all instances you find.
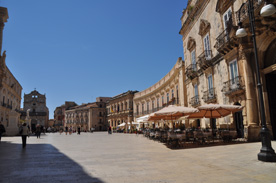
[0,132,276,183]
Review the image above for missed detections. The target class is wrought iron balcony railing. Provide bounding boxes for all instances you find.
[190,95,201,107]
[215,29,231,51]
[202,88,217,103]
[222,76,245,96]
[186,64,198,80]
[198,50,213,70]
[235,0,263,23]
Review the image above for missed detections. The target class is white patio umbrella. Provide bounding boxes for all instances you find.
[118,122,126,127]
[148,105,199,121]
[188,104,244,119]
[187,104,244,129]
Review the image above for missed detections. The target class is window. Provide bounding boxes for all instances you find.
[162,96,164,105]
[203,34,211,59]
[229,59,239,89]
[207,74,213,90]
[194,84,199,97]
[152,100,155,111]
[172,90,174,99]
[136,104,139,114]
[229,59,239,81]
[223,7,232,30]
[142,104,144,113]
[157,98,160,108]
[167,93,169,103]
[147,102,149,113]
[191,49,197,71]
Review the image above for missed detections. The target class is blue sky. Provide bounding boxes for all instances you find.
[1,0,187,118]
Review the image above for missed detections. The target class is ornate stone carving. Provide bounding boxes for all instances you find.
[215,0,233,14]
[198,19,211,36]
[187,37,196,51]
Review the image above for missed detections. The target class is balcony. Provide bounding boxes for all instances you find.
[190,95,201,107]
[215,19,238,55]
[186,64,198,80]
[198,50,213,70]
[235,0,263,24]
[202,88,217,103]
[222,76,245,96]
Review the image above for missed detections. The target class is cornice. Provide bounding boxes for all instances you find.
[134,59,184,101]
[179,0,210,39]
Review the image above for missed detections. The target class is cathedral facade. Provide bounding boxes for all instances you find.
[21,90,49,132]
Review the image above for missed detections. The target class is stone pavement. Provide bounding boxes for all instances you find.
[0,132,276,183]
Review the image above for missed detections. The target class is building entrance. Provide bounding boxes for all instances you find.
[266,73,276,140]
[264,39,276,140]
[234,102,244,138]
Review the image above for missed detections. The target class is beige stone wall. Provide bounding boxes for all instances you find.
[0,58,22,135]
[181,0,246,129]
[133,58,185,123]
[180,0,276,141]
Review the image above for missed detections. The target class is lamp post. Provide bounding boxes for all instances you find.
[236,0,276,162]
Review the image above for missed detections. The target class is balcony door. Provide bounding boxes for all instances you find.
[229,59,239,90]
[223,7,232,30]
[191,50,197,71]
[203,34,211,59]
[207,74,214,98]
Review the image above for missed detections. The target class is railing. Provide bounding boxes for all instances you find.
[222,76,245,95]
[186,64,198,80]
[235,0,263,23]
[216,29,231,50]
[190,95,201,107]
[202,88,216,103]
[198,50,213,69]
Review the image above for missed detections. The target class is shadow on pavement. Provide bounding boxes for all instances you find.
[0,141,104,183]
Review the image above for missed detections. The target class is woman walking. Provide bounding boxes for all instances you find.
[21,123,30,148]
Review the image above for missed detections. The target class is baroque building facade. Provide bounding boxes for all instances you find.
[0,7,23,135]
[133,58,186,127]
[21,90,49,132]
[65,97,110,131]
[179,0,276,141]
[106,90,138,130]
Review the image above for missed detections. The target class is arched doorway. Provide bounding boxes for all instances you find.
[234,102,244,138]
[264,39,276,140]
[31,119,37,133]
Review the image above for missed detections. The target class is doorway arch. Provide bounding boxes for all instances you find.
[233,102,244,138]
[264,39,276,140]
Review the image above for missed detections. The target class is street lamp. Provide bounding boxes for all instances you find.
[236,0,276,162]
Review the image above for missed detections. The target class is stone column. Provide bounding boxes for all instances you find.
[241,49,260,141]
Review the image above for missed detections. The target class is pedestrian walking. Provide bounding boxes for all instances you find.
[77,126,81,135]
[20,123,30,148]
[108,126,112,134]
[65,126,68,135]
[0,122,6,142]
[35,124,41,139]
